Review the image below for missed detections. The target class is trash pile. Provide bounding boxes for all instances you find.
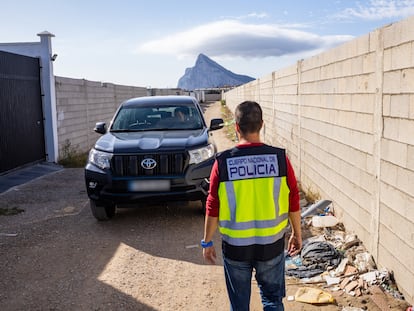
[286,200,407,306]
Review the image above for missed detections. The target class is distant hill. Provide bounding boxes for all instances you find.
[177,53,255,90]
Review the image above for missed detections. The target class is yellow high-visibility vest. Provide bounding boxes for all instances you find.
[217,146,290,246]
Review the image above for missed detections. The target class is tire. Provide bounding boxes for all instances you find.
[90,199,116,221]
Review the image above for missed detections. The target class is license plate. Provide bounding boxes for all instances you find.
[128,180,170,192]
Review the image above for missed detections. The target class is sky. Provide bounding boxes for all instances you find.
[2,0,414,88]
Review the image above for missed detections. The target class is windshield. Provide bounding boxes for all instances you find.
[110,104,204,131]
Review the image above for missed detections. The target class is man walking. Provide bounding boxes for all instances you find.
[202,101,302,311]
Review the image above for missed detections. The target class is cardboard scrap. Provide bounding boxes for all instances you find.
[340,277,351,289]
[344,265,358,275]
[370,285,391,311]
[358,278,364,289]
[345,280,359,293]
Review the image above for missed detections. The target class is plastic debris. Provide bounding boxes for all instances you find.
[185,244,199,249]
[294,287,335,304]
[324,275,340,285]
[285,254,302,269]
[0,233,18,237]
[304,235,326,243]
[354,252,376,272]
[360,271,377,284]
[312,215,339,227]
[301,241,342,268]
[286,240,342,278]
[299,275,324,284]
[301,200,332,218]
[292,197,407,302]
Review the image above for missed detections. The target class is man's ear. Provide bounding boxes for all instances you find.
[235,123,241,134]
[235,123,241,140]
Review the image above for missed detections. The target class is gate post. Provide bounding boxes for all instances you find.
[37,31,58,163]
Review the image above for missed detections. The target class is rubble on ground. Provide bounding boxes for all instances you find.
[285,199,409,309]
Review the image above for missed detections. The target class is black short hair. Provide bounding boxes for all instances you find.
[235,101,263,135]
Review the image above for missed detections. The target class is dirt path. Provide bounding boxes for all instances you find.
[0,101,408,310]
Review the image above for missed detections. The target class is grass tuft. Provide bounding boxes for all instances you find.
[221,103,237,142]
[58,139,88,168]
[298,183,321,204]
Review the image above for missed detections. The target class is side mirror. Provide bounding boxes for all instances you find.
[94,122,107,134]
[209,118,224,131]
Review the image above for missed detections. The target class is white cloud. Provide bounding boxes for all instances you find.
[220,11,269,20]
[245,12,269,19]
[337,0,414,20]
[137,20,353,59]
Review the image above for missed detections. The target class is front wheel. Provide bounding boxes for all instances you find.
[90,199,116,221]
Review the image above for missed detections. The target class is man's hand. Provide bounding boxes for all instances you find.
[203,216,219,264]
[203,246,217,264]
[287,233,302,256]
[288,211,302,256]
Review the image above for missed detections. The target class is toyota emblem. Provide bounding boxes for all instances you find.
[141,158,157,170]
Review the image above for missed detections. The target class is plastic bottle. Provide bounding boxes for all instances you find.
[311,215,339,227]
[301,200,332,218]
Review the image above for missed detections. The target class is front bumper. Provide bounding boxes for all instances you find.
[85,158,213,205]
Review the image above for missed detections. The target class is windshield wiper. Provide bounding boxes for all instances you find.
[151,127,173,131]
[110,129,147,132]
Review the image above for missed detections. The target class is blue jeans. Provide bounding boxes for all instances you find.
[223,252,285,311]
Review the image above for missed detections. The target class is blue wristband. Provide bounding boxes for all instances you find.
[201,239,213,248]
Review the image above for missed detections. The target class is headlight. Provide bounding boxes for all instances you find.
[189,144,215,164]
[88,149,113,170]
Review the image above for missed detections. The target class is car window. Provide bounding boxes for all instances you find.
[111,105,203,131]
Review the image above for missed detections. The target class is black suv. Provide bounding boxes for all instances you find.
[85,95,224,220]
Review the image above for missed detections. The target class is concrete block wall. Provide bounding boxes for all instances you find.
[223,15,414,303]
[55,76,147,156]
[378,17,414,301]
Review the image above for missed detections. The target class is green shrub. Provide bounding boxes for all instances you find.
[58,139,88,168]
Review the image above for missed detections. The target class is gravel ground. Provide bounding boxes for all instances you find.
[0,101,409,311]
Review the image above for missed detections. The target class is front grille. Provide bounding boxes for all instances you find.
[112,153,187,176]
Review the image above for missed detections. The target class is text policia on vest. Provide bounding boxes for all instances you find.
[226,154,279,180]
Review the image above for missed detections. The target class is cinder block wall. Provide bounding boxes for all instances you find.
[223,16,414,303]
[55,76,147,156]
